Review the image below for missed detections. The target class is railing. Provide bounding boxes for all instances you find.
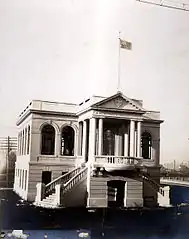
[141,172,165,196]
[161,176,189,182]
[37,155,77,163]
[94,156,140,165]
[45,167,81,196]
[62,167,88,194]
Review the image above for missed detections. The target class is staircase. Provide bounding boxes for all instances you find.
[140,171,170,207]
[140,172,165,196]
[34,166,88,208]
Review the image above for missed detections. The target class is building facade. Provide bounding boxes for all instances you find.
[14,91,164,208]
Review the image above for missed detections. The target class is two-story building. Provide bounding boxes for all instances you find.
[13,91,167,208]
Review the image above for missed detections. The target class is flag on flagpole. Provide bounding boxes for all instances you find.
[120,39,132,50]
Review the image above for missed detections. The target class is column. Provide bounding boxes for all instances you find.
[129,120,135,157]
[118,134,123,156]
[78,122,83,156]
[137,121,141,158]
[124,130,129,157]
[82,120,87,161]
[98,118,103,155]
[88,118,96,162]
[134,129,137,157]
[55,133,61,156]
[114,133,119,156]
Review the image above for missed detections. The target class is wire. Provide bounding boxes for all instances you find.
[136,0,189,11]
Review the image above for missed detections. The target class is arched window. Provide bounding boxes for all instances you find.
[61,126,75,156]
[141,131,152,159]
[27,125,30,154]
[41,124,55,155]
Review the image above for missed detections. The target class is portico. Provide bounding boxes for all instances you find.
[77,115,143,171]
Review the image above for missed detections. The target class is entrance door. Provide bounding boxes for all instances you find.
[42,171,52,185]
[108,180,125,207]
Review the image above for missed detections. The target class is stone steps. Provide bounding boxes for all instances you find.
[34,166,87,208]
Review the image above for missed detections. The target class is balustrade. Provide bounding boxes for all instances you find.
[45,167,81,196]
[62,167,88,194]
[94,156,140,165]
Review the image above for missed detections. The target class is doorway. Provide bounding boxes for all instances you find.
[42,171,52,185]
[107,180,125,207]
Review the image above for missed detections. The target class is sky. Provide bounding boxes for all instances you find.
[0,0,189,164]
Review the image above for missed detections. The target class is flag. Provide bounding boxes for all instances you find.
[120,39,132,50]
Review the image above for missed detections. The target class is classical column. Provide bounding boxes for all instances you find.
[129,120,135,157]
[88,118,96,162]
[55,133,61,156]
[98,118,103,155]
[78,122,83,156]
[114,133,119,156]
[119,134,123,156]
[134,129,137,157]
[137,121,141,158]
[82,120,87,161]
[124,132,129,157]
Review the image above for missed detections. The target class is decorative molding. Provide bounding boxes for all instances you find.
[93,111,142,121]
[114,97,124,108]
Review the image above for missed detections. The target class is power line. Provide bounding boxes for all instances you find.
[136,0,189,11]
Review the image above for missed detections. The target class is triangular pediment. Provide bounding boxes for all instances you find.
[91,92,144,111]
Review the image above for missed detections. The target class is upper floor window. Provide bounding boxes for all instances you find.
[41,124,55,155]
[27,125,30,154]
[141,131,152,159]
[61,126,75,156]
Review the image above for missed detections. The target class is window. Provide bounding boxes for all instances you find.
[22,130,25,155]
[25,170,27,190]
[24,128,27,155]
[61,126,75,156]
[19,169,22,187]
[41,124,55,155]
[27,125,30,154]
[22,170,24,189]
[141,132,152,159]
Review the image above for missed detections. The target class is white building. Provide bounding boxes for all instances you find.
[14,91,166,208]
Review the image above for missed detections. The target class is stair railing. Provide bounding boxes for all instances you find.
[62,166,88,194]
[45,167,81,196]
[140,172,165,196]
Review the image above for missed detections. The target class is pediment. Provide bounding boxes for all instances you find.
[91,92,143,111]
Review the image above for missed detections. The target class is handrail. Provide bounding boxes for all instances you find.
[141,172,165,196]
[161,176,189,182]
[62,167,88,194]
[45,167,81,196]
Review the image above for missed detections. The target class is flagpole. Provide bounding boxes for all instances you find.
[117,31,121,92]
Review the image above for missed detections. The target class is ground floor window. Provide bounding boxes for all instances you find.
[42,171,52,185]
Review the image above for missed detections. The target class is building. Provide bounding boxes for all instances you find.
[14,91,166,208]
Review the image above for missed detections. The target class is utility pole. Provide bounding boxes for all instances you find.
[7,136,10,188]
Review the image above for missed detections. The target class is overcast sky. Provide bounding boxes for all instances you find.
[0,0,189,163]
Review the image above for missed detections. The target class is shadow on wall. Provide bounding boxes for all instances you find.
[0,151,7,174]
